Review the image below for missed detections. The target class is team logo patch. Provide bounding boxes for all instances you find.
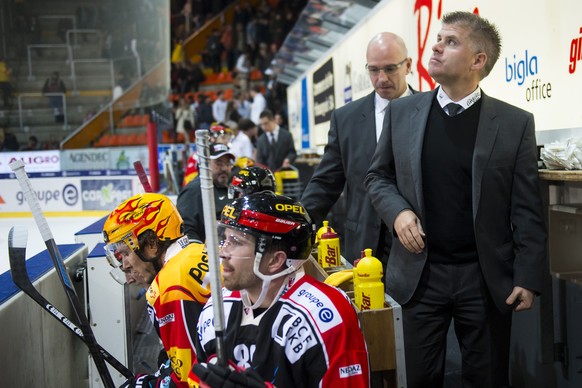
[158,313,175,327]
[339,364,362,378]
[319,308,334,322]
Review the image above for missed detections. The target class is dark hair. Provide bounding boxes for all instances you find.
[259,109,274,120]
[138,229,175,254]
[238,118,256,131]
[442,11,501,79]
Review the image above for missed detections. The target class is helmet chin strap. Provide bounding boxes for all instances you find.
[135,249,163,272]
[242,242,305,310]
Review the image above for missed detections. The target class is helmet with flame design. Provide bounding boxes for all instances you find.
[103,193,183,269]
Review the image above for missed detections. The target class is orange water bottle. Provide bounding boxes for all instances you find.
[318,226,341,268]
[354,249,384,310]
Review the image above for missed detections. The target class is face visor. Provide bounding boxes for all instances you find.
[104,231,140,284]
[217,224,258,260]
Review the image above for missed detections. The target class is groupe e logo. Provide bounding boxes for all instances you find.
[16,184,79,207]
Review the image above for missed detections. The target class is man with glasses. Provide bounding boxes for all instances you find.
[301,32,415,267]
[177,143,235,243]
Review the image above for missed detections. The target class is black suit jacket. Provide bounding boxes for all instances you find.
[256,127,297,171]
[176,176,230,243]
[302,89,414,263]
[365,89,547,312]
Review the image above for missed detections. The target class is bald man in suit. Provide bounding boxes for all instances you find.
[301,32,415,265]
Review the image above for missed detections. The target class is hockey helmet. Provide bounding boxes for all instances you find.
[228,166,276,199]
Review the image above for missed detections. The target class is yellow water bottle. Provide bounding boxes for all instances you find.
[315,221,334,245]
[354,249,384,310]
[318,227,341,268]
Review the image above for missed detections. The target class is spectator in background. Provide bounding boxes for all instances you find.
[235,90,251,119]
[0,128,20,151]
[238,117,260,156]
[205,28,222,74]
[256,109,296,171]
[196,94,213,129]
[225,99,242,124]
[255,42,273,86]
[113,70,131,100]
[42,71,67,124]
[45,134,61,150]
[234,48,252,92]
[228,120,254,160]
[189,62,206,92]
[232,22,247,60]
[21,135,40,151]
[175,96,195,144]
[0,57,12,107]
[220,25,236,71]
[275,112,287,131]
[212,90,228,123]
[249,85,266,125]
[245,15,258,54]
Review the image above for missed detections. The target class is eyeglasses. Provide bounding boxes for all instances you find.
[366,58,408,76]
[213,160,234,168]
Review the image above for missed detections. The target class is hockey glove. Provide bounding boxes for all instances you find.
[192,361,274,388]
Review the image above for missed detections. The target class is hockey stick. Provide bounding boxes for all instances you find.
[195,129,227,366]
[8,226,134,380]
[9,160,116,388]
[134,160,153,193]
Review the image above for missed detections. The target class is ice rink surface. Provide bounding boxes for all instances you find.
[0,215,102,274]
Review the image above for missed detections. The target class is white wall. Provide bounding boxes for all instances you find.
[288,0,582,151]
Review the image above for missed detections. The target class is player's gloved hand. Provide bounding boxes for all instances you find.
[130,373,158,388]
[192,360,274,388]
[130,359,174,388]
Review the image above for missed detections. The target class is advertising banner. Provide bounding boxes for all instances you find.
[0,151,61,174]
[61,149,111,171]
[312,58,335,125]
[80,179,134,211]
[0,177,82,212]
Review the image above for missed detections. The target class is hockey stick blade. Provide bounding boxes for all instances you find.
[8,226,134,380]
[134,160,153,193]
[9,160,116,388]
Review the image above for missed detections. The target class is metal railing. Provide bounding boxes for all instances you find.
[17,92,68,130]
[65,29,101,49]
[38,15,77,44]
[27,44,73,79]
[69,58,114,95]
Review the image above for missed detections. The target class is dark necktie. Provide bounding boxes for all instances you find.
[446,103,462,116]
[269,133,275,145]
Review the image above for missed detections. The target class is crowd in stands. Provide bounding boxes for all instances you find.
[2,0,306,152]
[169,0,306,151]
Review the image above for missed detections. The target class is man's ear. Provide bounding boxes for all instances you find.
[267,250,288,273]
[471,52,487,72]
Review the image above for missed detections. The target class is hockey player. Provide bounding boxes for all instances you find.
[227,165,276,200]
[103,193,211,387]
[191,192,370,387]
